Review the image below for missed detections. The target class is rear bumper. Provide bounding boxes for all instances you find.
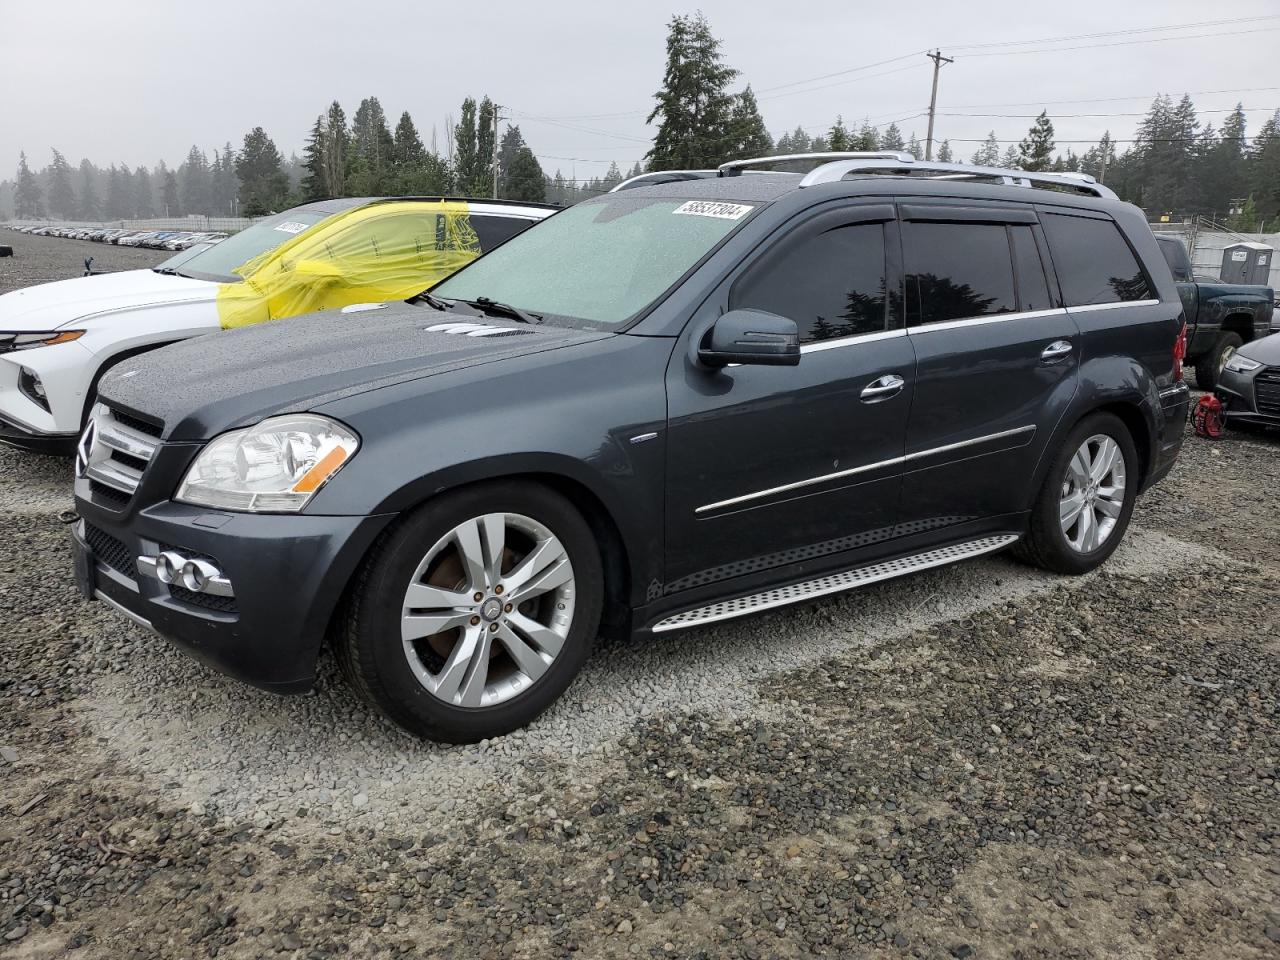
[71,491,394,693]
[1143,382,1190,491]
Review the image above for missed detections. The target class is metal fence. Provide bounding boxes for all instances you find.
[4,216,259,233]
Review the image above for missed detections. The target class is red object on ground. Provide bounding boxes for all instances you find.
[1193,395,1224,439]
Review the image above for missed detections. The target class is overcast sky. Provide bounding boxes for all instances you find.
[3,0,1278,181]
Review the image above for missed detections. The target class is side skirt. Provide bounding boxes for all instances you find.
[650,534,1019,633]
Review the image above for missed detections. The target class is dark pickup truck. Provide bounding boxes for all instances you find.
[1155,235,1275,389]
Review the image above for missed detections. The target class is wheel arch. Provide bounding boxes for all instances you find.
[1220,312,1257,343]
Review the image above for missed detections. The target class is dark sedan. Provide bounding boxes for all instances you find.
[1217,330,1280,428]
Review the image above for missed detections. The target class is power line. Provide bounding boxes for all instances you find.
[945,14,1280,51]
[942,87,1280,110]
[943,106,1279,119]
[962,25,1280,59]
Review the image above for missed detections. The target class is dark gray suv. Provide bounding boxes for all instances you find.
[70,153,1191,742]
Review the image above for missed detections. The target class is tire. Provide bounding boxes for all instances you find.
[1014,412,1139,576]
[1194,332,1243,391]
[337,480,604,743]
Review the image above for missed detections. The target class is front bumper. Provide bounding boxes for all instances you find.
[72,485,394,693]
[1217,363,1280,426]
[0,409,77,455]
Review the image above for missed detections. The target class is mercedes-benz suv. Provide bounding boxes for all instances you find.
[70,153,1191,743]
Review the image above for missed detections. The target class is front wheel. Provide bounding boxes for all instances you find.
[1014,412,1138,575]
[337,481,603,743]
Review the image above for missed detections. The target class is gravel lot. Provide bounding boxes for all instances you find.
[1,233,1278,959]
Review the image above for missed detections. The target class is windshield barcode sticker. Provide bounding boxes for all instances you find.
[673,201,753,220]
[274,221,310,234]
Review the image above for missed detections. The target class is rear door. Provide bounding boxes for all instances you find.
[897,203,1080,533]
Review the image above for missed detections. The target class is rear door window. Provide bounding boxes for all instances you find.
[1041,213,1153,305]
[730,222,889,343]
[904,222,1016,326]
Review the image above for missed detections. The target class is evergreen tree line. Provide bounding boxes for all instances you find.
[647,13,1280,226]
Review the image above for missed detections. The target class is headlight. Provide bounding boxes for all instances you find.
[175,414,360,513]
[0,330,85,354]
[1224,354,1262,374]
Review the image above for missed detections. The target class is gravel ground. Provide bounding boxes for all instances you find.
[0,228,167,291]
[2,235,1278,959]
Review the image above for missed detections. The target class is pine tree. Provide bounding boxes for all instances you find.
[725,86,772,161]
[646,12,739,169]
[937,141,953,163]
[134,166,155,218]
[475,96,497,197]
[179,146,211,215]
[1017,112,1055,171]
[853,123,880,151]
[1001,145,1021,167]
[215,142,239,214]
[14,152,42,218]
[300,115,329,200]
[880,124,905,151]
[162,169,181,217]
[350,97,396,194]
[971,131,1000,166]
[392,111,427,174]
[321,101,350,198]
[497,125,546,202]
[1249,109,1280,219]
[827,116,850,152]
[47,149,76,219]
[236,127,289,216]
[907,133,922,158]
[76,159,100,220]
[454,98,480,196]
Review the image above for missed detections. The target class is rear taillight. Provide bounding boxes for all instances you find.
[1173,321,1188,383]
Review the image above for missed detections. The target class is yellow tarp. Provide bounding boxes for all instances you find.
[215,200,482,329]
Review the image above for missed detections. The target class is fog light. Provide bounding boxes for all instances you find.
[18,366,50,412]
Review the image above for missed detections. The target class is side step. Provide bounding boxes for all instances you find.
[651,534,1019,633]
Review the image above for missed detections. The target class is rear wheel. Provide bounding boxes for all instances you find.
[1014,412,1138,575]
[1194,332,1243,391]
[337,481,603,743]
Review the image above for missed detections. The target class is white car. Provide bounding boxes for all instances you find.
[0,197,555,453]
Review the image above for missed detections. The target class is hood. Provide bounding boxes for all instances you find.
[96,301,609,441]
[1237,330,1280,366]
[0,268,217,332]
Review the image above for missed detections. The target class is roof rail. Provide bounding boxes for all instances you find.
[609,170,718,193]
[718,152,915,175]
[798,156,1117,199]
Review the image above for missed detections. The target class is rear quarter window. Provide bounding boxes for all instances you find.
[471,215,538,251]
[1041,213,1153,306]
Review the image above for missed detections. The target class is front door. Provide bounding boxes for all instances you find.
[663,204,915,597]
[895,205,1080,532]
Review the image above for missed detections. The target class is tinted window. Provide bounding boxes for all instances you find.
[472,215,536,251]
[1156,237,1193,282]
[905,222,1016,326]
[1010,226,1052,311]
[731,222,888,343]
[1041,213,1152,305]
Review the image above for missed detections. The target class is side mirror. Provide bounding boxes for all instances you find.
[698,309,800,368]
[292,259,343,281]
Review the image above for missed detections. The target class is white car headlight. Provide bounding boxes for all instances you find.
[176,414,360,513]
[1223,354,1262,374]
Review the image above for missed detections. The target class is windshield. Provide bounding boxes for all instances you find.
[162,210,330,282]
[432,196,754,326]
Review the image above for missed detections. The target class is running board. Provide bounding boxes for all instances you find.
[651,535,1019,632]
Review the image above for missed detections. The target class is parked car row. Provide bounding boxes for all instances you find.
[0,155,1212,743]
[6,223,228,251]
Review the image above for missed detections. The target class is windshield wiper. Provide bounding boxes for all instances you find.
[411,291,453,311]
[152,266,182,276]
[462,296,542,324]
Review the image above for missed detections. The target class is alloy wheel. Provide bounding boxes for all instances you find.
[400,512,576,708]
[1059,434,1127,553]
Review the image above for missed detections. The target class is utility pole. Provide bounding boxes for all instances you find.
[492,104,503,200]
[924,50,953,161]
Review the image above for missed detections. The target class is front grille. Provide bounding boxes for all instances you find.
[1255,369,1280,416]
[83,523,134,579]
[78,404,163,500]
[167,585,238,615]
[88,480,131,509]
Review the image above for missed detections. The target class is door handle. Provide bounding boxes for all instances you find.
[1040,340,1073,363]
[860,374,905,402]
